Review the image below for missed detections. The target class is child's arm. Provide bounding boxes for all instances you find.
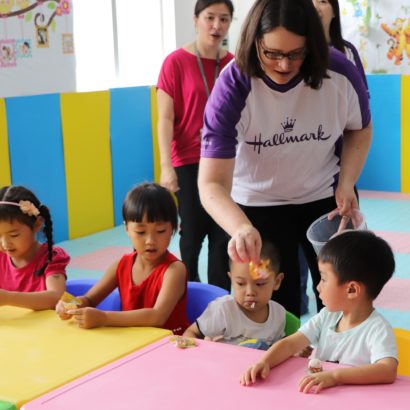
[299,357,398,394]
[183,322,203,339]
[0,273,66,310]
[70,260,187,329]
[183,300,226,341]
[241,331,311,386]
[56,260,119,320]
[183,323,224,341]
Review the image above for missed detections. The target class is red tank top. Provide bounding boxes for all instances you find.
[116,250,189,335]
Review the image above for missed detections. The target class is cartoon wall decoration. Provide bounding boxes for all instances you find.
[0,0,75,97]
[341,0,410,73]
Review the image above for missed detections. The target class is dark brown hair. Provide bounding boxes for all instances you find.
[326,0,345,53]
[235,0,328,89]
[194,0,234,18]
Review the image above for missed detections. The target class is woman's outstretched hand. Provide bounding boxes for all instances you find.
[228,224,262,264]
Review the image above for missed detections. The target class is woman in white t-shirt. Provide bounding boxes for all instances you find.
[198,0,371,317]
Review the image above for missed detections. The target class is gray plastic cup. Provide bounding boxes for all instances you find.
[306,210,367,255]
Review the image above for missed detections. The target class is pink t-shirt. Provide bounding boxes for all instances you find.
[0,243,70,292]
[157,48,234,167]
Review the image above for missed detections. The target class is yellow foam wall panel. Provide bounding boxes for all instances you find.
[0,99,11,187]
[402,75,410,193]
[61,91,114,239]
[150,86,161,183]
[394,328,410,377]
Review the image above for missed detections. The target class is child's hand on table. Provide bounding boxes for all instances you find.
[299,370,337,394]
[55,299,74,320]
[240,360,271,386]
[56,292,85,320]
[68,307,107,329]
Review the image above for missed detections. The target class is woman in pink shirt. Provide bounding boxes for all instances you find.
[156,0,234,290]
[0,185,69,310]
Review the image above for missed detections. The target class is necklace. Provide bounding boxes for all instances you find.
[193,42,220,98]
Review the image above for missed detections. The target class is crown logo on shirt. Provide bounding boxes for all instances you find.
[281,117,296,133]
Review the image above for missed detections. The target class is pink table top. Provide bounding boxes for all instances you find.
[22,336,410,409]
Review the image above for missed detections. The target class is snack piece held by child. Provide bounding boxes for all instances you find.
[308,358,323,374]
[60,291,82,311]
[249,259,272,280]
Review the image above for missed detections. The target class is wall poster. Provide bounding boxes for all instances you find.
[340,0,410,74]
[0,0,75,97]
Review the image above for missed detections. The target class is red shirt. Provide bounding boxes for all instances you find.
[0,244,69,292]
[157,48,234,167]
[116,250,189,335]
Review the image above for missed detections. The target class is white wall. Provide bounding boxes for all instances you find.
[228,0,254,53]
[0,2,76,98]
[162,0,177,56]
[174,0,197,48]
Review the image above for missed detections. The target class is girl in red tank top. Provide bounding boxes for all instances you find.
[56,183,189,334]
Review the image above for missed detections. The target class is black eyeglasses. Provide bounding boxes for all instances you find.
[259,41,306,61]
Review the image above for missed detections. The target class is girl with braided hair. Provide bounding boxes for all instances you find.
[0,185,69,310]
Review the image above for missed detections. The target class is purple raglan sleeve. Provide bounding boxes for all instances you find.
[342,40,369,96]
[200,61,251,159]
[328,48,371,128]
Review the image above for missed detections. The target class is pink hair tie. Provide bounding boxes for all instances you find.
[0,200,40,217]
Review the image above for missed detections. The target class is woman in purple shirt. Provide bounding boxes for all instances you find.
[198,0,371,316]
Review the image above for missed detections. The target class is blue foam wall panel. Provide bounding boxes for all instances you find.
[357,75,401,192]
[110,87,154,225]
[6,94,68,242]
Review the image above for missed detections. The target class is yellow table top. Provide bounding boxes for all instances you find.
[0,306,171,408]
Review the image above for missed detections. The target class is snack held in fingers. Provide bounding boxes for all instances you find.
[60,291,82,311]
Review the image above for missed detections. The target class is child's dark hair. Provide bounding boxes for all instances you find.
[122,183,178,233]
[319,231,395,299]
[0,185,54,275]
[261,241,280,274]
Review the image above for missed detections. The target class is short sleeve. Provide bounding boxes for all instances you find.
[268,301,286,340]
[298,308,329,346]
[44,246,70,279]
[368,319,398,363]
[328,48,370,130]
[196,297,228,338]
[157,53,176,99]
[343,40,369,97]
[201,62,251,159]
